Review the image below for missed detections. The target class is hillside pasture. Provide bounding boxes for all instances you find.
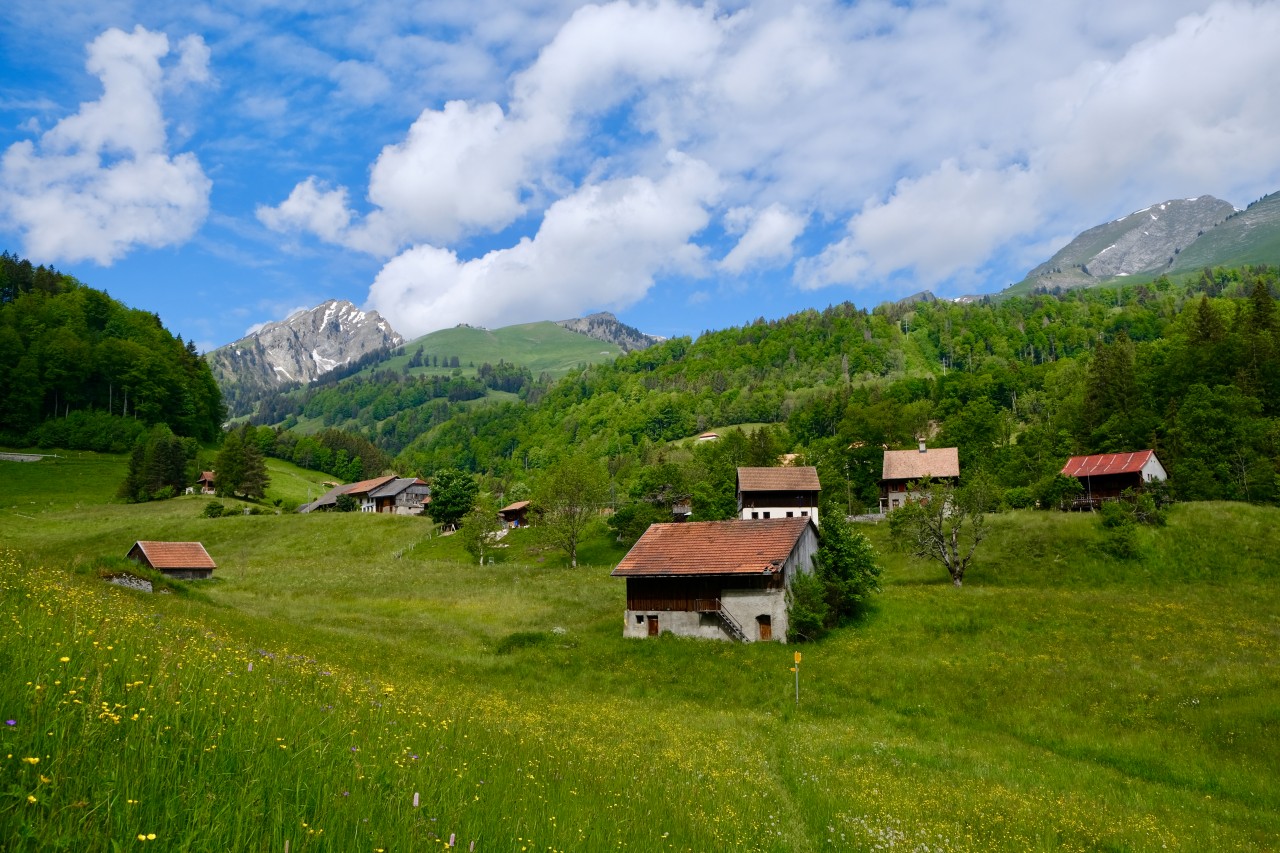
[1,453,1277,850]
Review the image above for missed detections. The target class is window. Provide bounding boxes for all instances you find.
[786,511,794,518]
[801,511,808,517]
[751,511,759,519]
[763,512,771,519]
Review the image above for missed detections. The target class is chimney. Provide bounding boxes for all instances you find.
[918,438,927,453]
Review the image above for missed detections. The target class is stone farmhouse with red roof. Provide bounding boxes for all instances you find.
[736,466,821,526]
[1061,450,1167,507]
[880,440,960,512]
[126,541,216,579]
[612,516,818,643]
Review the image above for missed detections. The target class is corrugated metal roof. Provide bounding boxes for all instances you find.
[129,541,216,569]
[737,466,821,492]
[881,447,960,481]
[612,517,813,577]
[1061,450,1155,478]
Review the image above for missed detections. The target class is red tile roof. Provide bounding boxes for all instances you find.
[737,466,821,492]
[128,541,216,570]
[882,447,960,481]
[612,517,813,577]
[1061,451,1156,478]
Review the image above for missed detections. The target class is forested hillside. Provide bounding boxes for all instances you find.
[0,251,224,450]
[388,266,1280,511]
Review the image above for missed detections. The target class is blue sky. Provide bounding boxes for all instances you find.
[2,1,1279,351]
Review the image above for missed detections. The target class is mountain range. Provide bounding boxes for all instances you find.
[206,189,1280,414]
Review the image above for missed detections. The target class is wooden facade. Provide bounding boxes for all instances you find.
[624,575,782,612]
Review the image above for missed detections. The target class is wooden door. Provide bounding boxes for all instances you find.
[757,615,772,641]
[647,616,659,637]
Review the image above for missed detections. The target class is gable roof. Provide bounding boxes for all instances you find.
[736,466,821,492]
[297,474,400,512]
[128,541,216,569]
[1061,450,1158,478]
[197,471,215,483]
[342,474,398,497]
[882,446,960,481]
[612,517,814,577]
[499,500,530,513]
[368,477,427,498]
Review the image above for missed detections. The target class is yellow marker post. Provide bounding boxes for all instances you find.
[793,651,802,704]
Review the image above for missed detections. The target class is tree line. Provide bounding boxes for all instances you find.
[0,251,225,449]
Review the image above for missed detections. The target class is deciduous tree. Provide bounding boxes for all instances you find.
[888,478,988,587]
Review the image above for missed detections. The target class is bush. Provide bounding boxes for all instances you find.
[1004,486,1035,509]
[786,571,829,642]
[202,501,225,518]
[1102,522,1141,559]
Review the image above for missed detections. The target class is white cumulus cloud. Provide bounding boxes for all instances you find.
[366,153,719,337]
[0,25,211,265]
[258,0,722,254]
[719,203,806,273]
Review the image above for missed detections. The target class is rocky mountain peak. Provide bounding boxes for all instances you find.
[206,300,404,415]
[555,311,662,353]
[1024,195,1235,290]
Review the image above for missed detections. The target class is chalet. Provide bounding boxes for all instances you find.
[880,440,960,512]
[613,517,818,643]
[196,471,215,495]
[498,500,530,528]
[1061,450,1167,507]
[736,466,821,526]
[298,475,429,515]
[367,477,431,514]
[126,541,216,579]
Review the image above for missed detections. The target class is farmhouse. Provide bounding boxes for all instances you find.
[126,541,216,579]
[737,466,821,526]
[881,440,960,512]
[612,516,818,643]
[498,500,530,528]
[298,474,430,515]
[196,471,216,495]
[1061,450,1168,507]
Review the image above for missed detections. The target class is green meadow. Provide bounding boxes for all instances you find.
[1,453,1278,851]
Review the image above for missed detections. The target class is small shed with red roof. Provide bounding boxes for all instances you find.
[612,516,817,643]
[1061,450,1167,506]
[498,500,531,528]
[126,541,217,580]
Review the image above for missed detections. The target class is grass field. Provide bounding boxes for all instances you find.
[1,453,1277,850]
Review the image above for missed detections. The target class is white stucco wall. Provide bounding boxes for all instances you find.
[739,505,818,526]
[623,588,790,642]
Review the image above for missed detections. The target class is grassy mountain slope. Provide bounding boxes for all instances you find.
[2,452,1277,850]
[1170,191,1280,273]
[373,321,622,379]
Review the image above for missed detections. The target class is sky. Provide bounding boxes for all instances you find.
[2,1,1279,352]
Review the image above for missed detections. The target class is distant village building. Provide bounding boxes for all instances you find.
[880,440,960,512]
[298,475,430,515]
[1061,450,1167,508]
[196,471,216,495]
[736,466,821,526]
[612,517,818,643]
[126,541,216,579]
[696,432,720,442]
[498,500,530,528]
